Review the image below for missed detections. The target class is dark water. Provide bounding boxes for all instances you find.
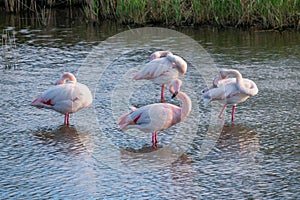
[0,11,299,199]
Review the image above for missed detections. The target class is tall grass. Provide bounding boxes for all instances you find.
[83,0,100,22]
[1,0,299,29]
[116,0,147,24]
[87,0,300,29]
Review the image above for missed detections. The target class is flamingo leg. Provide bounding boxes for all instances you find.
[231,105,235,123]
[64,113,70,125]
[64,114,67,125]
[67,113,70,125]
[152,132,158,149]
[161,84,165,103]
[218,104,227,119]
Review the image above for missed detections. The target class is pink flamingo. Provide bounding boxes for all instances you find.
[202,69,258,122]
[31,72,93,125]
[133,51,187,102]
[118,79,191,149]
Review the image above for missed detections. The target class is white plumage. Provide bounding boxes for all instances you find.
[202,69,258,122]
[31,72,93,125]
[133,51,187,102]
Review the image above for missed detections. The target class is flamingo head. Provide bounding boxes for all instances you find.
[54,78,65,85]
[201,69,230,93]
[218,68,232,79]
[211,69,230,87]
[169,79,182,99]
[150,52,160,61]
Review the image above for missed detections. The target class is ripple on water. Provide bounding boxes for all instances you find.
[0,25,299,198]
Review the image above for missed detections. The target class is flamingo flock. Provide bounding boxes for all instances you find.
[31,51,258,148]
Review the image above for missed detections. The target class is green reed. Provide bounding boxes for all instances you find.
[116,0,147,24]
[1,0,299,29]
[107,0,299,29]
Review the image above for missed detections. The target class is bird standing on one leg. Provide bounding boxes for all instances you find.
[31,72,93,125]
[118,79,191,149]
[133,51,187,103]
[201,69,258,123]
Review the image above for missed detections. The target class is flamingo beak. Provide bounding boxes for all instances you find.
[201,88,209,93]
[172,91,178,99]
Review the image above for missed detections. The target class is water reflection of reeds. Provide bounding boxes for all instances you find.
[2,29,18,69]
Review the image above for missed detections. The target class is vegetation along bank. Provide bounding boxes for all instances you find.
[1,0,299,30]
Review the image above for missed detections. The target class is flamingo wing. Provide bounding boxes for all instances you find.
[202,78,238,106]
[118,103,179,132]
[133,57,180,84]
[31,83,92,114]
[219,78,258,97]
[202,77,257,106]
[118,105,152,130]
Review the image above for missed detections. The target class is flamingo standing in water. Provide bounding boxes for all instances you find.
[118,79,191,149]
[133,51,187,102]
[31,72,93,125]
[201,69,258,122]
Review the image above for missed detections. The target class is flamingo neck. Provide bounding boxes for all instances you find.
[228,69,257,96]
[168,79,182,95]
[176,91,192,120]
[58,73,77,84]
[166,54,187,75]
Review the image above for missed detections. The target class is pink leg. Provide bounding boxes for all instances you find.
[64,114,67,125]
[67,113,70,125]
[152,132,158,149]
[231,105,235,123]
[218,104,227,119]
[161,84,165,103]
[64,113,70,125]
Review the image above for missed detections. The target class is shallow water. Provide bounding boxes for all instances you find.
[0,11,299,199]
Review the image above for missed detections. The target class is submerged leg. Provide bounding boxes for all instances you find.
[218,104,227,119]
[161,84,165,103]
[231,105,236,123]
[152,132,158,149]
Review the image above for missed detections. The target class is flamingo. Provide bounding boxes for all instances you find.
[201,69,258,123]
[118,79,191,149]
[133,50,187,103]
[31,72,93,125]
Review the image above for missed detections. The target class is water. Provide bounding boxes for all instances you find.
[0,11,299,199]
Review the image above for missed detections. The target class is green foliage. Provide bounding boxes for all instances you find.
[116,0,147,24]
[1,0,300,29]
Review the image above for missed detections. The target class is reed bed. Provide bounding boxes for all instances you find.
[1,0,299,29]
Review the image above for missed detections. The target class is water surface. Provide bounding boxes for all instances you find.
[0,11,299,199]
